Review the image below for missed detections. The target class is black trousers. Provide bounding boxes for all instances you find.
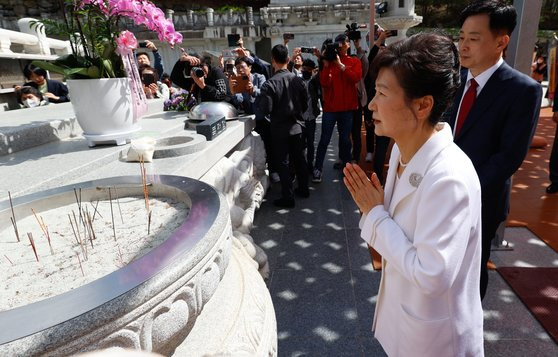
[480,210,501,300]
[304,119,317,171]
[272,131,309,200]
[255,119,276,174]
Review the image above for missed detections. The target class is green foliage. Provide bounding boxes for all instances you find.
[30,0,125,79]
[215,5,244,13]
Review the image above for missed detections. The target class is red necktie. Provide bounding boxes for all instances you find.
[455,78,478,137]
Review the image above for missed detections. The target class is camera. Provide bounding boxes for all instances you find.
[346,23,366,41]
[191,67,205,78]
[323,42,340,61]
[142,73,155,86]
[283,33,295,40]
[139,41,147,48]
[227,34,240,47]
[300,46,314,54]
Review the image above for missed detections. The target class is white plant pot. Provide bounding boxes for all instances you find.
[67,78,141,147]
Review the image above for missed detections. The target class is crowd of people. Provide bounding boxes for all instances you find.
[10,1,555,354]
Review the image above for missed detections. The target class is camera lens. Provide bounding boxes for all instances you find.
[193,67,204,78]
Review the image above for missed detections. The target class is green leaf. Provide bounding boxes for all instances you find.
[101,59,115,78]
[31,60,69,76]
[86,66,100,78]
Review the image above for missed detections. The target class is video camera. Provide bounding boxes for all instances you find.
[323,41,340,62]
[346,23,367,41]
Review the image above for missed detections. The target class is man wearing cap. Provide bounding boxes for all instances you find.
[312,33,362,183]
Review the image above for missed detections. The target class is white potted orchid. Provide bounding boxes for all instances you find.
[32,0,183,146]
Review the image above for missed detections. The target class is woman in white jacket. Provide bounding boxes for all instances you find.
[343,32,484,356]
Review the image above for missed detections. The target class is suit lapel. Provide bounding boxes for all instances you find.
[387,124,454,216]
[455,63,513,140]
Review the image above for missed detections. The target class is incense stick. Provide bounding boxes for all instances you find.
[108,187,117,242]
[68,214,80,245]
[27,232,39,262]
[76,252,84,277]
[4,254,14,266]
[147,210,152,235]
[113,186,124,224]
[90,200,102,221]
[8,191,20,242]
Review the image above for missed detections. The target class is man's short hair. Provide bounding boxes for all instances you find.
[334,34,348,43]
[271,44,289,64]
[459,0,517,36]
[136,52,150,59]
[235,56,254,67]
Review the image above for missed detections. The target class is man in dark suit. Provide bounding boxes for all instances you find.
[446,0,542,300]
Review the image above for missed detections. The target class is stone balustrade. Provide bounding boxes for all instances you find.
[0,18,71,59]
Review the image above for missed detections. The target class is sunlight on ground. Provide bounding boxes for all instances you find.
[260,240,277,249]
[321,262,343,273]
[268,222,285,230]
[287,262,303,271]
[277,289,298,301]
[344,309,358,320]
[326,222,343,230]
[313,326,340,342]
[294,240,312,248]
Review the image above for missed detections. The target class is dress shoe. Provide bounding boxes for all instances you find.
[274,198,295,208]
[546,183,558,194]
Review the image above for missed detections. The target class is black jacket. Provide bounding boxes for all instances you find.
[257,69,308,131]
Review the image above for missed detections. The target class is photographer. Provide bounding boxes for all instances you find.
[170,52,232,103]
[312,34,362,183]
[139,64,169,99]
[136,40,164,78]
[231,56,266,115]
[235,38,272,80]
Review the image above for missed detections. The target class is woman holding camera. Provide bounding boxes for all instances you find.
[343,33,483,356]
[139,64,169,99]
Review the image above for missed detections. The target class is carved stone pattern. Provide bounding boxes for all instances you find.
[44,231,233,356]
[209,238,277,356]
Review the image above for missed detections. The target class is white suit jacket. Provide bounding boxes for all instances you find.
[359,123,484,357]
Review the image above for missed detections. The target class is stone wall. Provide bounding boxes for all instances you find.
[0,0,61,30]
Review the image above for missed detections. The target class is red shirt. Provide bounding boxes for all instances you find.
[319,54,362,112]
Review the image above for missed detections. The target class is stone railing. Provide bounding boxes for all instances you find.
[0,18,71,59]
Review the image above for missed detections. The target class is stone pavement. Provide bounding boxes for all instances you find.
[250,119,558,357]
